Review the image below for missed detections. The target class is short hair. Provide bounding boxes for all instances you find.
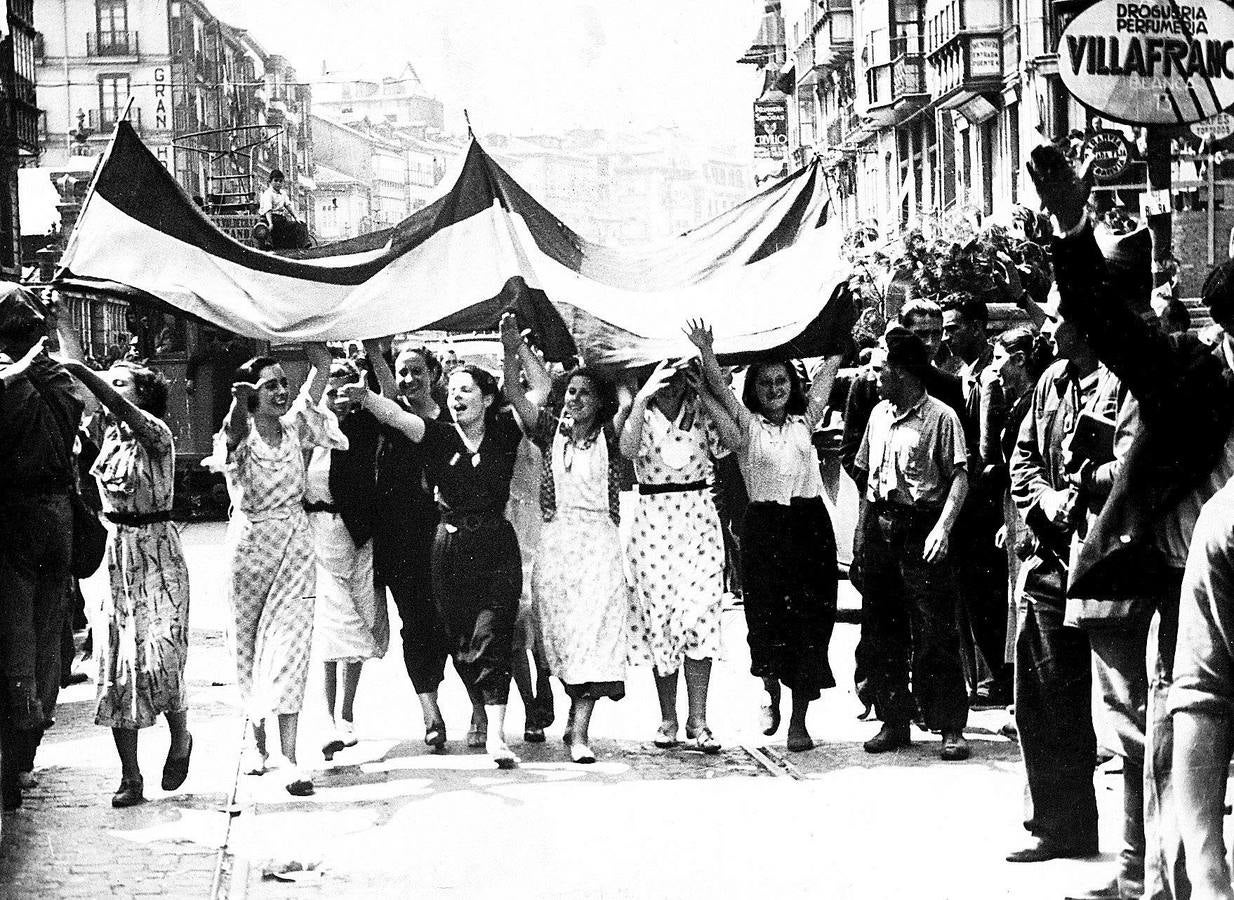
[741,360,808,416]
[941,291,989,325]
[112,361,169,419]
[1203,259,1234,317]
[329,358,362,383]
[898,298,942,327]
[884,326,931,379]
[269,169,285,182]
[562,367,619,427]
[233,355,279,412]
[0,283,46,351]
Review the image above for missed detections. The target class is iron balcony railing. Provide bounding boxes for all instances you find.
[87,30,139,57]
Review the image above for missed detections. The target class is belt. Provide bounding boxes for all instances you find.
[871,500,941,520]
[303,500,340,515]
[440,510,504,533]
[105,510,172,527]
[638,480,709,496]
[244,504,304,523]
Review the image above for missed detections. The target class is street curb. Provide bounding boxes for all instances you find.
[210,719,248,900]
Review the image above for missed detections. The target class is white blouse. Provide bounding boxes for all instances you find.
[737,414,824,505]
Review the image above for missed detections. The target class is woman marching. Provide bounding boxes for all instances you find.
[686,320,844,751]
[620,348,741,754]
[308,359,388,760]
[207,343,341,796]
[347,341,526,768]
[501,314,633,763]
[56,323,192,807]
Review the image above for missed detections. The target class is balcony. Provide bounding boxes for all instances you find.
[813,0,855,69]
[86,107,143,133]
[823,102,864,155]
[1,100,41,155]
[862,33,929,128]
[927,29,1004,110]
[86,30,139,58]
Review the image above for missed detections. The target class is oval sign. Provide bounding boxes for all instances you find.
[1082,130,1133,181]
[1057,0,1234,126]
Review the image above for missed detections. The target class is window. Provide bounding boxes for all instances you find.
[99,74,130,125]
[97,0,127,37]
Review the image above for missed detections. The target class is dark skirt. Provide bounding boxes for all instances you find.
[430,517,522,706]
[740,497,838,699]
[562,681,626,702]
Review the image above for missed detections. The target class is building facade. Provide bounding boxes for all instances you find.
[745,0,1233,298]
[35,0,313,229]
[313,62,444,132]
[2,0,42,277]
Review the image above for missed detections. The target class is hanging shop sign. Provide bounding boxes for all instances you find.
[1082,130,1133,181]
[1190,111,1234,141]
[1057,0,1234,126]
[754,99,789,159]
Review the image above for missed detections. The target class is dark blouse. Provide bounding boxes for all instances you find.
[421,408,523,517]
[373,405,449,575]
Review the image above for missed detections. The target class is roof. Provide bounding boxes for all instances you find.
[313,164,362,187]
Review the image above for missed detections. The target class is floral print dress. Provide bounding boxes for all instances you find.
[92,412,190,730]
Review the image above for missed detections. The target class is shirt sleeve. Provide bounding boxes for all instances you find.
[936,405,967,474]
[138,409,174,456]
[257,187,274,217]
[1010,377,1054,519]
[1169,492,1234,718]
[291,390,348,451]
[700,407,732,460]
[854,409,873,474]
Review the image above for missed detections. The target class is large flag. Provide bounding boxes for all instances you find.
[56,122,854,366]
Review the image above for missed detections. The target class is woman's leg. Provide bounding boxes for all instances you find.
[568,695,597,763]
[112,727,140,780]
[530,638,554,728]
[654,669,680,738]
[165,710,191,758]
[683,657,713,733]
[510,638,536,725]
[786,691,814,751]
[338,662,362,724]
[762,676,782,736]
[323,661,338,721]
[277,712,299,766]
[417,692,444,729]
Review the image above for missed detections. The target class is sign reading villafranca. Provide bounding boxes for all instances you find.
[1057,0,1234,125]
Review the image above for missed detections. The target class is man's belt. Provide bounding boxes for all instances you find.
[440,510,504,532]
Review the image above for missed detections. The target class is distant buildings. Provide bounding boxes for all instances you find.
[313,62,444,132]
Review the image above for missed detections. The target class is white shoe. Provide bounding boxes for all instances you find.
[336,719,358,748]
[240,744,267,776]
[488,740,519,770]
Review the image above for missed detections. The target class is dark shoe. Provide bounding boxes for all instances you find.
[524,726,546,743]
[863,725,911,754]
[424,721,447,751]
[111,775,145,808]
[161,734,193,791]
[973,682,1013,708]
[785,732,815,753]
[61,670,89,688]
[652,723,680,749]
[940,732,970,761]
[1005,838,1098,863]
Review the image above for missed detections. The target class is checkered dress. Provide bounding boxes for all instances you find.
[209,396,347,717]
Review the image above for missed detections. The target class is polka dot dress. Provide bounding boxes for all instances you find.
[625,402,729,675]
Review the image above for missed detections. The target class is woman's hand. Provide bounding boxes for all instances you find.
[923,523,951,563]
[230,380,259,408]
[995,524,1008,550]
[500,311,523,354]
[682,319,714,355]
[636,360,677,403]
[337,382,370,407]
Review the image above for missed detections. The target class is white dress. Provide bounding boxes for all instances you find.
[532,433,630,695]
[625,402,729,674]
[305,446,389,663]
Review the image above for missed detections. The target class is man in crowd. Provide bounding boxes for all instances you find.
[1007,305,1123,863]
[0,284,83,810]
[854,326,971,760]
[943,292,1013,705]
[1031,143,1234,900]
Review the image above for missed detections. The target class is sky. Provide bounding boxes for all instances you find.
[205,0,766,149]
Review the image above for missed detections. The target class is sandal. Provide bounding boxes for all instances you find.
[524,726,546,743]
[652,724,680,749]
[685,725,721,755]
[424,721,447,751]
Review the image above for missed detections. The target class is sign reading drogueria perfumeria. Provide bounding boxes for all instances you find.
[1058,0,1234,125]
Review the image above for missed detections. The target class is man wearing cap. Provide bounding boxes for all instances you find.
[854,326,971,760]
[1030,143,1234,900]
